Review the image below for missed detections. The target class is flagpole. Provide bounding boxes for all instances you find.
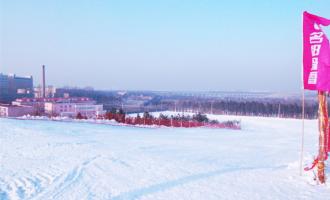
[317,91,328,183]
[300,12,305,176]
[300,89,305,176]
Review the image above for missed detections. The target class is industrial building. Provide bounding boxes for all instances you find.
[0,74,9,102]
[0,73,33,103]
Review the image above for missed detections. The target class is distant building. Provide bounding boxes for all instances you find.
[13,97,104,118]
[0,74,9,102]
[0,104,35,117]
[63,93,70,98]
[34,85,56,98]
[44,97,104,118]
[12,97,50,114]
[0,73,33,103]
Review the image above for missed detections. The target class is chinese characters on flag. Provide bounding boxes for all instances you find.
[303,11,330,91]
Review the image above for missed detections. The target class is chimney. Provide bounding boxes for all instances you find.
[42,65,46,98]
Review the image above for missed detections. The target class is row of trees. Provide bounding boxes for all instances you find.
[102,109,212,123]
[209,101,317,119]
[146,112,212,123]
[158,100,319,119]
[97,109,240,129]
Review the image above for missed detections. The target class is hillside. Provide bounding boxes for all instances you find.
[0,115,329,199]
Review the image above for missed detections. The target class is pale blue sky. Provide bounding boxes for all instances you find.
[1,0,330,92]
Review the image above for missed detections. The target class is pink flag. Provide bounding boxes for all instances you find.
[303,11,330,91]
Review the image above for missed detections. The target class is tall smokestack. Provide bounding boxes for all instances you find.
[42,65,46,98]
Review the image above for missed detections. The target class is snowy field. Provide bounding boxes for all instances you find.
[0,114,330,200]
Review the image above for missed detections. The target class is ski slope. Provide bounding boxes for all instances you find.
[0,114,329,200]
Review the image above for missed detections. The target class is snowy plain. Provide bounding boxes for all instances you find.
[0,113,330,200]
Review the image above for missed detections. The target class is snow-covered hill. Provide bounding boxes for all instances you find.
[0,115,329,200]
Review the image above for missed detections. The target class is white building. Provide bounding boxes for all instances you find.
[44,98,104,118]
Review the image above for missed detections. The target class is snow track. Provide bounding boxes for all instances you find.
[1,116,330,199]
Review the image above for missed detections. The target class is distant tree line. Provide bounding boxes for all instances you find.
[210,101,318,119]
[156,100,319,119]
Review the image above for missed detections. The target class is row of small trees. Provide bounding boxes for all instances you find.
[102,109,212,123]
[94,109,240,129]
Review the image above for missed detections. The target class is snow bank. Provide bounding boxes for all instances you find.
[0,116,329,199]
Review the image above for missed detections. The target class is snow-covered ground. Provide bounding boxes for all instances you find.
[0,114,330,200]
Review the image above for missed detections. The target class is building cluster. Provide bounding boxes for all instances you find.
[2,97,104,118]
[0,67,104,118]
[1,96,105,118]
